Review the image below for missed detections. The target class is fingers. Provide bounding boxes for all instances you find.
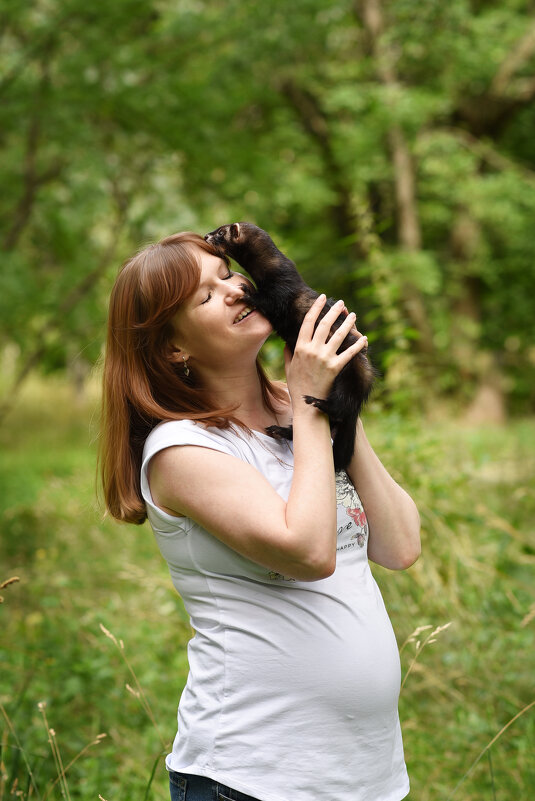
[298,296,365,351]
[313,299,347,341]
[297,293,328,343]
[288,297,368,401]
[294,293,367,360]
[336,334,368,370]
[341,304,361,337]
[328,310,358,349]
[316,301,368,371]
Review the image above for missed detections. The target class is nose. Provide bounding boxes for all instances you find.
[224,279,247,303]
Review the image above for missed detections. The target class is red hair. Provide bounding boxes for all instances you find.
[100,232,285,525]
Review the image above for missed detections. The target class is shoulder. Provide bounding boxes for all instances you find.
[141,420,245,515]
[142,419,245,468]
[144,418,202,449]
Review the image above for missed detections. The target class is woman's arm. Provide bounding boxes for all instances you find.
[346,418,421,570]
[150,296,369,581]
[149,424,336,581]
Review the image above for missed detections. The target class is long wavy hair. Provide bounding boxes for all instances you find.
[100,231,285,525]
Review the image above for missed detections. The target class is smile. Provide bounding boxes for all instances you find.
[233,306,255,324]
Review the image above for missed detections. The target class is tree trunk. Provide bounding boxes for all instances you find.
[449,211,506,423]
[356,0,434,354]
[0,216,124,424]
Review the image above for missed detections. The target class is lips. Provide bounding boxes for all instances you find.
[233,306,254,324]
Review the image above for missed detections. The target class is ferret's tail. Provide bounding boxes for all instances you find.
[300,394,359,470]
[332,414,359,471]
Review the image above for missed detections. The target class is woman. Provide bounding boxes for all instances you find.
[100,230,421,801]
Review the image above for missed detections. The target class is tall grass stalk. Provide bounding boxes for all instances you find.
[399,622,452,692]
[42,734,107,801]
[38,703,71,801]
[446,698,535,799]
[143,750,167,801]
[0,576,20,604]
[0,727,6,800]
[99,623,167,748]
[0,702,41,800]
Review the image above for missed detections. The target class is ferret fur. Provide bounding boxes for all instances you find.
[204,222,375,470]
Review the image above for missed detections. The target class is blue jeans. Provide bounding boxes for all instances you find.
[169,770,262,801]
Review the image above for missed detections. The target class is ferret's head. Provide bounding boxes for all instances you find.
[204,222,260,263]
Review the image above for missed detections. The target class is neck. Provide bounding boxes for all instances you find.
[197,362,275,429]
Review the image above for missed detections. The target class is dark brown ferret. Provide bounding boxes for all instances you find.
[204,222,375,470]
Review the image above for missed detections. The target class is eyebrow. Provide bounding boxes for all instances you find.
[199,258,230,282]
[194,259,231,293]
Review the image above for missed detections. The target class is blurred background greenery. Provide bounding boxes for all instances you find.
[1,0,534,799]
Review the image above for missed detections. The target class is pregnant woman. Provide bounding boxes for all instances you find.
[100,230,421,801]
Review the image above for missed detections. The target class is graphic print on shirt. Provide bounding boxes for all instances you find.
[336,470,368,550]
[267,471,368,581]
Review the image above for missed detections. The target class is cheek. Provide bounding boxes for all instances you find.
[196,311,229,344]
[172,316,206,352]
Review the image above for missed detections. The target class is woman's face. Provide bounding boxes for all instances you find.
[172,247,272,371]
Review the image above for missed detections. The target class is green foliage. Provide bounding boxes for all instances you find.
[1,382,534,799]
[1,0,535,412]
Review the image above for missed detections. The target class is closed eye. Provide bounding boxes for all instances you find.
[200,271,233,304]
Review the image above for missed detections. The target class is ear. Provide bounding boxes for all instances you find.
[230,223,241,240]
[169,348,189,364]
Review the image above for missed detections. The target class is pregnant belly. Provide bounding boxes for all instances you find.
[222,592,402,724]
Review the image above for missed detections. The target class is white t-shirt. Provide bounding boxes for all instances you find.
[141,419,409,801]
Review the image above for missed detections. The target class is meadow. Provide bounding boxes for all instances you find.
[1,379,534,800]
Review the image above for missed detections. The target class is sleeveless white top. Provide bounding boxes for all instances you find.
[141,419,409,801]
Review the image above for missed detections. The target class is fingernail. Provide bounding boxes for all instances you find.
[336,299,344,306]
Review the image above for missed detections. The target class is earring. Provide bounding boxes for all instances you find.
[182,355,190,377]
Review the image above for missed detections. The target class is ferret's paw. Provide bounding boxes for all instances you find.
[265,424,293,441]
[240,286,259,305]
[303,395,330,415]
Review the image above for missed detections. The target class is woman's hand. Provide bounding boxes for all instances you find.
[285,294,368,406]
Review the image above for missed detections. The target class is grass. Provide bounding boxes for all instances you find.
[1,377,534,799]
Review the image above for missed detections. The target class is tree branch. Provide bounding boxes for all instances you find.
[278,78,356,241]
[0,194,126,424]
[2,60,64,251]
[452,21,535,137]
[491,20,535,96]
[422,126,535,185]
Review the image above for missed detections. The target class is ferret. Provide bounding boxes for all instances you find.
[204,222,375,470]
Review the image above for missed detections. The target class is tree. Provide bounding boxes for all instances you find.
[1,0,534,417]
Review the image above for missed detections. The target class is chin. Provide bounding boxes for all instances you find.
[255,312,273,335]
[238,311,272,336]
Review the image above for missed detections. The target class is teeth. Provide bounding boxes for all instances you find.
[234,306,253,323]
